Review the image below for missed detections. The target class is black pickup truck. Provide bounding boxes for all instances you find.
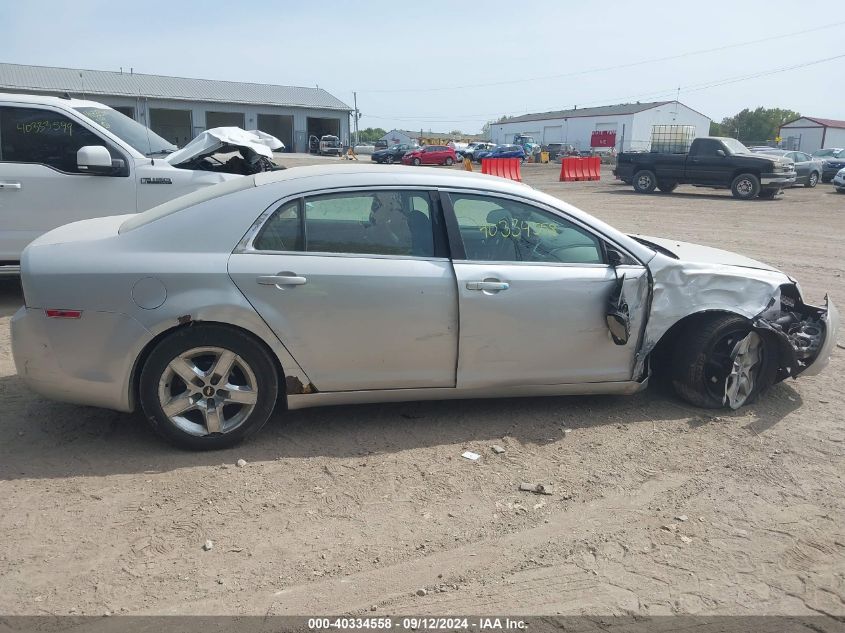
[613,137,797,200]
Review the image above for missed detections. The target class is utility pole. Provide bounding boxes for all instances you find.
[353,91,359,148]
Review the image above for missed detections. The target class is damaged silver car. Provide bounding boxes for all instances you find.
[11,165,838,449]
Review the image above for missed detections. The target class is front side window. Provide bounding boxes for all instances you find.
[450,193,603,264]
[0,107,109,173]
[253,190,436,257]
[694,139,723,157]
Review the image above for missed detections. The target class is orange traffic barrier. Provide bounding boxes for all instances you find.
[481,158,522,182]
[574,159,585,181]
[588,156,601,180]
[559,157,574,181]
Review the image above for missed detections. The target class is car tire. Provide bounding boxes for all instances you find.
[412,157,421,166]
[633,170,657,193]
[139,324,279,450]
[386,155,394,164]
[445,157,454,166]
[670,314,776,410]
[805,171,819,188]
[657,181,678,193]
[730,173,761,200]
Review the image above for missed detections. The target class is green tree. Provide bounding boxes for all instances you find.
[710,107,800,143]
[355,127,388,143]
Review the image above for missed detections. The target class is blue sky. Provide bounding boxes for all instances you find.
[2,0,843,133]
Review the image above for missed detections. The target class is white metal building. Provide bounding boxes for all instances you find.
[490,101,711,152]
[0,63,351,152]
[779,117,845,153]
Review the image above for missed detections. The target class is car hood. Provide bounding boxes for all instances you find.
[166,127,284,166]
[634,235,779,272]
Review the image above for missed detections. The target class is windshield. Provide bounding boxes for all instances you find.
[74,106,176,156]
[721,138,751,154]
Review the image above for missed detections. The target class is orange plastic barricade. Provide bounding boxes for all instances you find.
[589,156,601,180]
[481,158,522,182]
[573,158,585,181]
[559,158,574,182]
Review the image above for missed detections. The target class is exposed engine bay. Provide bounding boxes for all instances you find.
[166,127,286,176]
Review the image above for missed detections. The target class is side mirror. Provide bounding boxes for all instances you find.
[77,146,113,174]
[715,149,726,157]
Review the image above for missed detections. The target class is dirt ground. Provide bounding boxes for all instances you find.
[0,158,843,619]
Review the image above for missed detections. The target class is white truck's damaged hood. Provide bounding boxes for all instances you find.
[634,235,778,271]
[165,127,284,166]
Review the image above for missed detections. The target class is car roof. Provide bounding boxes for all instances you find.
[0,91,113,109]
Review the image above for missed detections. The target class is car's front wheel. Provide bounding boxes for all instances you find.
[412,157,421,166]
[386,155,395,164]
[444,156,454,166]
[671,314,775,410]
[731,173,761,200]
[139,324,279,450]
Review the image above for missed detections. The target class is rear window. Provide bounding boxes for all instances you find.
[119,176,255,233]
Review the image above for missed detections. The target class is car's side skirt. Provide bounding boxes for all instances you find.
[286,379,648,410]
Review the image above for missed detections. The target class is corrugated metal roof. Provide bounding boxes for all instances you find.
[0,62,351,111]
[782,116,845,130]
[493,101,677,124]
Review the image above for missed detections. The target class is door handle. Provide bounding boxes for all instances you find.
[466,280,509,291]
[0,182,21,190]
[257,273,308,287]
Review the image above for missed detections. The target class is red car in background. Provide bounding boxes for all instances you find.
[401,145,457,166]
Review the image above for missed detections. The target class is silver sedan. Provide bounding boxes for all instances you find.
[11,165,838,449]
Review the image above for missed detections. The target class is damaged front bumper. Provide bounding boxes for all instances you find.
[753,294,838,381]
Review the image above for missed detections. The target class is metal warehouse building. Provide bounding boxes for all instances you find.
[491,101,711,152]
[0,62,351,152]
[779,117,845,153]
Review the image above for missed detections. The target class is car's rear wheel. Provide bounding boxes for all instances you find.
[633,170,657,193]
[412,157,421,166]
[671,314,775,409]
[139,325,278,450]
[445,157,454,166]
[731,173,761,200]
[805,171,819,188]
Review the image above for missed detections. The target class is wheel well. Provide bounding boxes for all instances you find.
[649,310,745,377]
[129,320,286,412]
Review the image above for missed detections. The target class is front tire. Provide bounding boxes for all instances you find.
[633,170,657,193]
[805,171,819,188]
[731,173,761,200]
[139,325,279,450]
[386,155,395,164]
[670,315,775,409]
[444,157,454,166]
[412,157,421,166]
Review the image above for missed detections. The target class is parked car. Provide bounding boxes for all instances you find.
[614,137,796,199]
[546,143,575,160]
[0,93,284,274]
[751,149,822,187]
[811,147,844,158]
[462,142,495,161]
[371,144,416,164]
[819,152,845,183]
[12,165,836,449]
[401,145,456,166]
[318,135,342,156]
[476,144,526,163]
[834,167,845,192]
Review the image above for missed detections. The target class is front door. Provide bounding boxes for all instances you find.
[229,189,458,392]
[687,138,732,185]
[444,191,648,389]
[0,105,135,261]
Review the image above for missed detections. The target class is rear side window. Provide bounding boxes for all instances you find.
[253,190,438,257]
[0,106,108,173]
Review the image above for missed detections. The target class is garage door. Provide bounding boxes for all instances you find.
[149,108,192,147]
[257,114,293,152]
[543,126,563,143]
[307,117,341,140]
[206,111,245,129]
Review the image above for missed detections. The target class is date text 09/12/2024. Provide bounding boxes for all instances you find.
[307,617,528,630]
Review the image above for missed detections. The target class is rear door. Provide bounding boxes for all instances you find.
[443,191,648,388]
[0,105,135,261]
[229,188,458,392]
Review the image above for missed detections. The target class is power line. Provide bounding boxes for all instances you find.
[354,20,845,94]
[361,53,845,125]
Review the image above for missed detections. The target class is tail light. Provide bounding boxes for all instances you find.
[45,309,82,319]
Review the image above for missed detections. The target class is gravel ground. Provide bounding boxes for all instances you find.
[0,159,843,618]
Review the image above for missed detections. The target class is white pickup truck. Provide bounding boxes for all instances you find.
[0,93,284,274]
